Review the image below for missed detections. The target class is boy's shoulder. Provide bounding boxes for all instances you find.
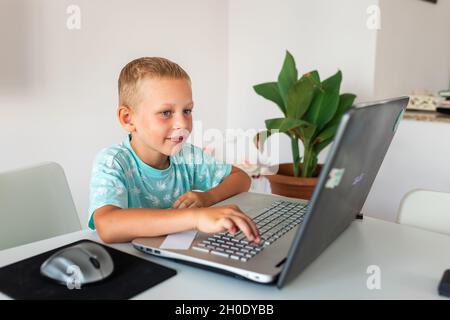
[94,141,133,168]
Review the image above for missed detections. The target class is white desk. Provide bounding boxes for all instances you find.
[1,217,449,300]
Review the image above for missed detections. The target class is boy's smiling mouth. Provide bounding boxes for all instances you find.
[166,129,190,144]
[166,136,185,143]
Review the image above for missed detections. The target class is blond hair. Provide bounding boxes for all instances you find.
[118,57,191,107]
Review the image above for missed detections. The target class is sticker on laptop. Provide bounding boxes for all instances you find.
[325,168,345,189]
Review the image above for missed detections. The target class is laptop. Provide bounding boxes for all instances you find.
[133,96,409,288]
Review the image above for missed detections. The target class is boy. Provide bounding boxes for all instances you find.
[88,57,260,244]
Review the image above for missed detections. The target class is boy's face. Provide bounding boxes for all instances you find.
[130,77,193,156]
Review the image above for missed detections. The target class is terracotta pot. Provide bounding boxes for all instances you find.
[265,163,322,200]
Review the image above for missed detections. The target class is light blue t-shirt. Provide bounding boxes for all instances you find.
[88,135,232,230]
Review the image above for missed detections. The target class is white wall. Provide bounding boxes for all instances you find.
[363,0,450,221]
[227,0,379,165]
[374,0,450,98]
[0,0,228,226]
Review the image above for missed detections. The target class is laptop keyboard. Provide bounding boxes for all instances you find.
[192,200,308,262]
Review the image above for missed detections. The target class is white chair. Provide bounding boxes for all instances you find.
[0,162,81,251]
[397,189,450,236]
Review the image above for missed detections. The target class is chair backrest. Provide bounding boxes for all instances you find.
[0,162,81,250]
[397,189,450,236]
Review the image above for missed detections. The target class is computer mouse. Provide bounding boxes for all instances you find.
[40,241,114,286]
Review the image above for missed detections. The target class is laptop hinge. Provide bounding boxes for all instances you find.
[355,212,364,220]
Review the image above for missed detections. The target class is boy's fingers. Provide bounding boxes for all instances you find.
[234,211,258,232]
[173,192,201,208]
[229,206,259,235]
[188,201,200,208]
[172,195,186,208]
[180,199,196,209]
[231,211,260,241]
[219,217,236,234]
[229,216,255,242]
[179,201,187,209]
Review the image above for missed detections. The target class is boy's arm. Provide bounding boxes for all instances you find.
[172,165,251,209]
[205,165,251,204]
[94,200,259,244]
[94,205,196,243]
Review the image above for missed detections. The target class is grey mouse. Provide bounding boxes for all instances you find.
[40,241,114,287]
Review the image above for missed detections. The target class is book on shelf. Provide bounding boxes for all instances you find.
[438,89,450,98]
[437,89,450,114]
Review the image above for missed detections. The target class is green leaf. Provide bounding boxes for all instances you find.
[253,82,286,115]
[338,93,356,112]
[277,51,298,106]
[304,70,320,87]
[264,118,285,130]
[327,93,356,126]
[304,71,321,101]
[286,75,315,119]
[298,122,317,146]
[314,123,339,145]
[313,137,334,154]
[313,93,356,148]
[304,70,342,131]
[265,117,307,132]
[255,125,312,153]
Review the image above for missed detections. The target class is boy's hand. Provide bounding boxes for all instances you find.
[172,191,215,209]
[193,204,261,243]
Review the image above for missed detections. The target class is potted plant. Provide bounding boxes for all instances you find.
[253,50,356,199]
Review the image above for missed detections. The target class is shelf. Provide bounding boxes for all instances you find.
[403,110,450,124]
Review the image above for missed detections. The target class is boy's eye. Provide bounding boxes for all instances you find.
[160,111,172,118]
[159,109,192,118]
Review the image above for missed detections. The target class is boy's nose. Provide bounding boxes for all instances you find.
[173,114,191,130]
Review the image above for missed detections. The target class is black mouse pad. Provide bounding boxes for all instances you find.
[0,239,176,300]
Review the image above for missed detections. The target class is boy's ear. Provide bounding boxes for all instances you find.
[117,105,136,132]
